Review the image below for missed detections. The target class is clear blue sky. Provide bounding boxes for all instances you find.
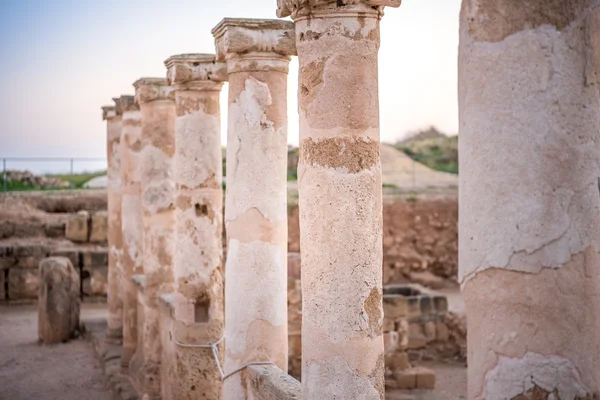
[0,0,460,171]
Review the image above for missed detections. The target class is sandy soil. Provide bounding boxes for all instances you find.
[0,304,111,400]
[0,303,467,400]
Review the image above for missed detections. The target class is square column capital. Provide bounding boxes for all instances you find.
[277,0,401,19]
[102,106,117,121]
[211,18,296,61]
[113,95,137,114]
[164,54,228,87]
[133,78,174,104]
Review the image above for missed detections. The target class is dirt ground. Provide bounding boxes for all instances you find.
[0,304,111,400]
[0,302,466,400]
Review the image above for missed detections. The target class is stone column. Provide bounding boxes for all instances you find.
[102,102,124,345]
[133,78,176,400]
[118,95,144,371]
[160,54,227,399]
[212,18,295,399]
[458,2,600,399]
[276,1,399,398]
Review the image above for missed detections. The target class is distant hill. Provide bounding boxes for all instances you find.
[393,127,458,174]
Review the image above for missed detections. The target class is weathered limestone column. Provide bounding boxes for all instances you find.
[118,95,144,371]
[212,18,295,399]
[459,2,600,399]
[102,102,124,345]
[160,54,227,399]
[133,78,176,400]
[276,1,399,398]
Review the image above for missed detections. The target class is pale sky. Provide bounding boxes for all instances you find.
[0,0,460,172]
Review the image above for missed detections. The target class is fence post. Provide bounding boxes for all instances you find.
[70,158,74,189]
[2,159,6,193]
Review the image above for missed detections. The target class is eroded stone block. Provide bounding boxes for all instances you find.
[0,256,16,270]
[65,211,90,243]
[82,266,108,296]
[38,257,80,344]
[82,249,108,267]
[45,223,65,238]
[89,211,108,243]
[16,244,50,269]
[8,268,40,300]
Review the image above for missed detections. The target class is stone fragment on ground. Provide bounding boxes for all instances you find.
[38,257,81,344]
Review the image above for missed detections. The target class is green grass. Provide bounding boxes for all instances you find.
[46,170,107,189]
[394,134,458,174]
[0,170,107,192]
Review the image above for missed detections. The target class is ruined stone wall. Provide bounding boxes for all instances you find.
[289,196,459,286]
[1,193,457,303]
[0,191,111,304]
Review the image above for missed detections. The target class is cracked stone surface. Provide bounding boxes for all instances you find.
[293,3,393,399]
[120,98,143,371]
[213,18,293,400]
[102,101,124,345]
[131,78,176,400]
[459,1,600,398]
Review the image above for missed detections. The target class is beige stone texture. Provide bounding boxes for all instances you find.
[65,210,90,243]
[120,94,143,371]
[103,101,124,345]
[89,211,108,243]
[293,3,392,399]
[129,274,147,394]
[8,268,39,300]
[459,1,600,399]
[120,96,143,371]
[82,266,108,296]
[277,0,401,19]
[38,257,80,344]
[158,53,227,399]
[15,244,50,269]
[132,78,176,400]
[243,365,301,400]
[212,18,294,400]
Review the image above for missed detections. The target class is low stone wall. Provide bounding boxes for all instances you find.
[288,196,458,288]
[0,241,108,303]
[287,280,466,388]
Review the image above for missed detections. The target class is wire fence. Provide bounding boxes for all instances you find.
[1,157,107,193]
[1,154,459,193]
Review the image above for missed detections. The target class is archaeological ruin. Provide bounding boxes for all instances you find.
[3,0,600,399]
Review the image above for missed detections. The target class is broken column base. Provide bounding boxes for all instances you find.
[81,317,139,400]
[158,293,224,400]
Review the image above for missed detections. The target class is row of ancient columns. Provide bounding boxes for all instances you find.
[102,0,600,399]
[101,3,395,397]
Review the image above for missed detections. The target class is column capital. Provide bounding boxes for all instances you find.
[114,95,138,114]
[133,78,174,104]
[212,18,296,73]
[165,53,227,91]
[102,106,117,121]
[277,0,400,19]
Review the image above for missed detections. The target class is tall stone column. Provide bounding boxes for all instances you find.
[118,95,144,371]
[277,1,399,398]
[161,54,227,399]
[459,2,600,399]
[212,18,295,399]
[133,78,176,400]
[102,102,124,346]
